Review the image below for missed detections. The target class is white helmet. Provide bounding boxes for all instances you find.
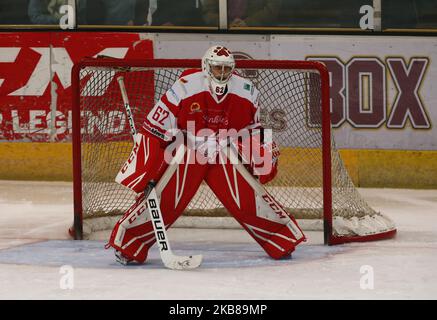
[202,45,235,94]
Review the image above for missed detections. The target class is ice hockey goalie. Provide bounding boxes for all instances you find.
[106,45,306,265]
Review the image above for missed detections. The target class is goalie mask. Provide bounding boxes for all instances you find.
[202,45,235,94]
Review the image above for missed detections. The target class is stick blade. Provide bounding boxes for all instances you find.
[163,254,203,270]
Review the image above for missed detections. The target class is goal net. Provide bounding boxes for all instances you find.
[71,57,396,244]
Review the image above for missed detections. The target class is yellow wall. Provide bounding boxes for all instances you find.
[340,149,437,188]
[0,142,436,188]
[0,143,73,181]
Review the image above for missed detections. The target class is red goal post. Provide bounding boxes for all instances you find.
[71,57,396,245]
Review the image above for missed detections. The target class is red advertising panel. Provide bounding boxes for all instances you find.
[0,32,153,142]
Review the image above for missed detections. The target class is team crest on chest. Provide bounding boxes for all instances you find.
[189,102,202,114]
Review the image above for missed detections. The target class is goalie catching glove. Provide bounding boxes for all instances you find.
[190,128,280,184]
[235,128,280,184]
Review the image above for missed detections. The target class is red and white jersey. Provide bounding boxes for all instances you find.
[142,69,261,141]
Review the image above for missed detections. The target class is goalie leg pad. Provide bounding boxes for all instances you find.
[205,161,306,259]
[115,132,169,193]
[107,154,208,264]
[107,192,154,263]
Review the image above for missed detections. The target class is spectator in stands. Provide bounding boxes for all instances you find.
[85,0,136,25]
[383,0,418,29]
[0,0,30,24]
[133,0,150,25]
[148,0,204,26]
[28,0,86,25]
[28,0,67,24]
[202,0,282,27]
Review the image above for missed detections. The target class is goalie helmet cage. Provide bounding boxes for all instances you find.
[71,57,396,245]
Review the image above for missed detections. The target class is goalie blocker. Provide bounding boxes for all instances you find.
[107,131,306,263]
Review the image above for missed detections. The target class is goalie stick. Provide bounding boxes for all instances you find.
[117,76,202,270]
[146,144,202,270]
[117,76,137,138]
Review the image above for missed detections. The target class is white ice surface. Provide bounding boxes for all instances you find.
[0,180,436,299]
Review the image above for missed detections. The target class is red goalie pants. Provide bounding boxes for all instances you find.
[108,153,306,263]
